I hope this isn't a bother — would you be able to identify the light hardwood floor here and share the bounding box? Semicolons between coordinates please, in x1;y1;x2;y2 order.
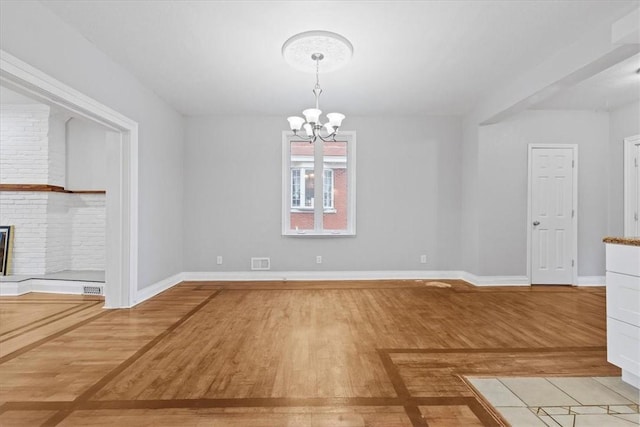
0;280;619;426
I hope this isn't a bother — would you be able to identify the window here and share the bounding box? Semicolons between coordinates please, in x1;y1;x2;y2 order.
282;132;356;235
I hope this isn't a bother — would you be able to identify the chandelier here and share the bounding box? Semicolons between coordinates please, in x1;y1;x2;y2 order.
282;31;353;143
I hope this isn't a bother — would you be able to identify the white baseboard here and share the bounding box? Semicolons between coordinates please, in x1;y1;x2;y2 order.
461;273;605;287
181;271;604;287
181;270;466;282
30;280;85;294
577;276;605;286
0;279;103;296
0;281;31;295
134;272;184;306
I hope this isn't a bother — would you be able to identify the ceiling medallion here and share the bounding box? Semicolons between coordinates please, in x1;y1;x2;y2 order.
282;30;353;73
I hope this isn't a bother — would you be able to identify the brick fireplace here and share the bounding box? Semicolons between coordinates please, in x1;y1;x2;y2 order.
0;103;105;276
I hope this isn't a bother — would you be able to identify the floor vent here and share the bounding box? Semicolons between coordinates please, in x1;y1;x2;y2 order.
83;285;103;295
251;257;271;270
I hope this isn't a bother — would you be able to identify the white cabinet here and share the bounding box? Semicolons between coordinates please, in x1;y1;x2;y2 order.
605;241;640;389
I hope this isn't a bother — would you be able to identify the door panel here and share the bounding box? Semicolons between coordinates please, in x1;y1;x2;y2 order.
531;148;574;285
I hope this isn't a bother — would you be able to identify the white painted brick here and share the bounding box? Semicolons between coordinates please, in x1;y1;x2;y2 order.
0;191;48;275
69;194;105;270
0;192;105;275
1;105;50;184
45;192;69;273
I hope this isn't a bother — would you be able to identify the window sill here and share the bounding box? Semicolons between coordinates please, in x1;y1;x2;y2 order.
283;230;355;237
290;208;337;214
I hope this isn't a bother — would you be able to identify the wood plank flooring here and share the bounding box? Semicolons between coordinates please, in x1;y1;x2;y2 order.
0;280;619;426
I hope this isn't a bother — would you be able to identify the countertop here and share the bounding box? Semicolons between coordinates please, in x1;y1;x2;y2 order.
603;236;640;247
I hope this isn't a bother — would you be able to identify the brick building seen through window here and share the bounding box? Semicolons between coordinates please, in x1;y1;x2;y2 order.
289;140;348;231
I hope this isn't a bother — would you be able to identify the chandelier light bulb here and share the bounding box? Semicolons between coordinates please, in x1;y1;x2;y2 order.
303;108;322;124
288;116;305;131
303;123;313;137
287;116;305;131
326;113;345;128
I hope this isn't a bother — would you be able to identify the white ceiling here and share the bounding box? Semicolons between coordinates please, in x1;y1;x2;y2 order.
533;53;640;111
37;1;640;117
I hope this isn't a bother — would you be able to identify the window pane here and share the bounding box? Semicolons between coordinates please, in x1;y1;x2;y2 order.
291;169;301;207
289;141;314;231
323;169;333;208
304;169;314;207
323;141;348;231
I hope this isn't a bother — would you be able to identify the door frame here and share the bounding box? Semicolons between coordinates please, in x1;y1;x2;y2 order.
623;135;640;237
526;144;578;285
0;49;138;308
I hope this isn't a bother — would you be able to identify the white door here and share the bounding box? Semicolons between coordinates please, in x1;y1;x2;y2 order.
530;147;575;285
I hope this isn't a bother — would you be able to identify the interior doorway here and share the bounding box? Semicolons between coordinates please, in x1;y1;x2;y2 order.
527;144;578;285
0;50;138;308
624;135;640;237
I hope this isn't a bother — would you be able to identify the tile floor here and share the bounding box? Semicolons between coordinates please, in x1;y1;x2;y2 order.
468;376;640;426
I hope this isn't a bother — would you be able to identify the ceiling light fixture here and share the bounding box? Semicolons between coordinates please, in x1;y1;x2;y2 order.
282;31;353;143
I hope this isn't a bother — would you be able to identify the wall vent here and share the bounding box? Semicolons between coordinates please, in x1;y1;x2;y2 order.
83;285;103;295
251;257;270;270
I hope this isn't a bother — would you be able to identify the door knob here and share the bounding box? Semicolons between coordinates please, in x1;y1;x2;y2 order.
533;221;540;226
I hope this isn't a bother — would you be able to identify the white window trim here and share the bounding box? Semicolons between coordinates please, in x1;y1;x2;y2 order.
282;131;356;236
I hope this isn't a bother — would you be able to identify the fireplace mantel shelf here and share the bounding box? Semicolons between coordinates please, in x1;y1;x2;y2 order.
0;184;105;194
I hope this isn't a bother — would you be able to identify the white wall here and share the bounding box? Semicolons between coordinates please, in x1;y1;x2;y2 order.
460;116;480;275
608;101;640;236
184;115;462;273
476;110;610;277
66;117;106;191
0;1;185;289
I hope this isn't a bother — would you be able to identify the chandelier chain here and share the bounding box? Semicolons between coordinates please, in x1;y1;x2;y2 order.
315;56;321;89
313;56;322;111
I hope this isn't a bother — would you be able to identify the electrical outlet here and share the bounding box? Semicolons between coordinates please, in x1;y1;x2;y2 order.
216;256;223;265
316;255;322;264
420;254;427;264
